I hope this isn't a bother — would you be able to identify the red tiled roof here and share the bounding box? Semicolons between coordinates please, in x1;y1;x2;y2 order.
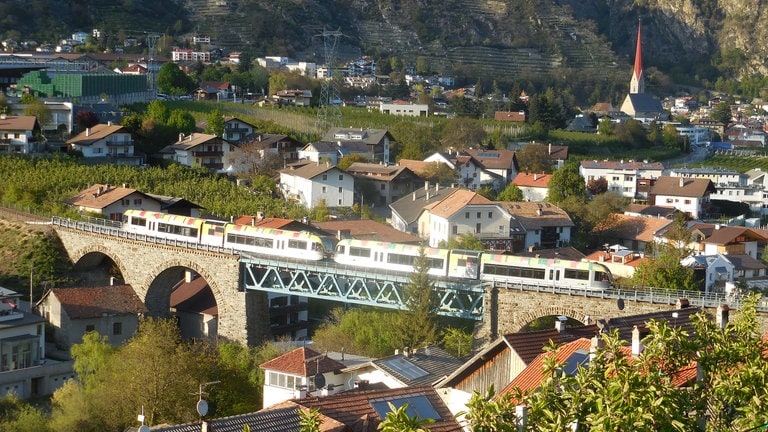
294;385;462;432
650;176;715;198
463;149;517;171
313;219;422;244
425;189;492;218
0;115;38;131
592;213;672;243
511;173;551;188
50;285;147;319
170;277;218;316
66;123;129;146
260;347;346;377
66;183;149;209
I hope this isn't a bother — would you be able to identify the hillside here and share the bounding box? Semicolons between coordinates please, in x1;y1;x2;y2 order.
3;0;768;90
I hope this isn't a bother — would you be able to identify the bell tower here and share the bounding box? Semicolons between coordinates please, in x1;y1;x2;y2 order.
630;20;645;94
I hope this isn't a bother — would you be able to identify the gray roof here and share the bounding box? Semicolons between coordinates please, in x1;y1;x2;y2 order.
372;345;463;386
389;186;458;225
322;127;392;145
624;93;667;115
726;254;767;271
150;407;302;432
279;162;342;180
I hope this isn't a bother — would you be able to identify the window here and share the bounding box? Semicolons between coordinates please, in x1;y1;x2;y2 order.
322;174;327;180
612;176;619;181
465;212;469;219
380;184;385;190
477;212;481;218
85;324;95;332
288;239;308;250
338;199;342;205
666;198;673;204
157;223;198;238
350;247;371;257
488;212;493;218
684;199;691;204
338;186;343;193
113;322;122;335
133;199;142;205
476;223;481;233
452;225;458;235
322;186;327;193
339;174;343;180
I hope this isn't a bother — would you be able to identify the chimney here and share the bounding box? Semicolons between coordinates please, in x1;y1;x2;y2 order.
179;133;184;142
109;276;116;286
86;127;91;136
528;244;535;253
631;325;644;356
716;304;729;329
122;183;128;188
679;177;685;188
107;120;112;126
424;181;429;191
534;173;538;181
548;143;551;155
589;335;604;360
403;347;410;358
412;192;416;201
536;204;542;216
583;315;592;325
676;298;690;309
426;191;430;200
185;270;194;283
555;315;567;333
97;186;103;195
435;183;439;192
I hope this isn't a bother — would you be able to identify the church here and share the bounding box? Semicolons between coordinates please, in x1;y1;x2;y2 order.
619;21;669;122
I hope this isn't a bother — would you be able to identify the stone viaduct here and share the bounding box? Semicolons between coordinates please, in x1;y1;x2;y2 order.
53;225;768;347
53;225;269;345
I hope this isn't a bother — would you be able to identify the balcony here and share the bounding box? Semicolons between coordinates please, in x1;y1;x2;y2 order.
192;150;223;157
105;140;134;147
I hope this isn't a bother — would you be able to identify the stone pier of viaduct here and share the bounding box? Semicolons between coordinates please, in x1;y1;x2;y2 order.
53;226;269;345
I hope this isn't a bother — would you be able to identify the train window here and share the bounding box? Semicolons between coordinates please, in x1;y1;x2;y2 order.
158;223;198;238
335;245;346;254
129;217;146;226
594;271;610;282
349;247;371;258
206;225;224;235
288;240;308;250
226;234;273;248
388;253;416;266
564;269;590;280
429;258;445;269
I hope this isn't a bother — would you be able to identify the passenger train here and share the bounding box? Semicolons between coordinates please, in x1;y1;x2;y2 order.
121;210;613;290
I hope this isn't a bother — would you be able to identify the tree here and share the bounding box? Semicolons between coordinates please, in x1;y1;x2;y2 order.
496;183;523;201
167;109;196;134
515;143;553;174
74;110;100;132
298;407;323;432
377;402;434;432
546;163;586;204
440;118;486;150
157;61;195;95
146;100;170;124
23;99;52;130
441;327;473;358
422;161;457;186
395;246;438;349
586;177;608;195
338;153;368;170
443;233;485;250
614;119;648;148
204;109;224;137
710;101;732;125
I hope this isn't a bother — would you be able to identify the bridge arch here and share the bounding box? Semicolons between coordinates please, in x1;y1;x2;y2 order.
141;259;227;317
513;306;588;333
70;244;128;276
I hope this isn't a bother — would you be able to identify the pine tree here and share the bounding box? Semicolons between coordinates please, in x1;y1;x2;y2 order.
395;246;438;349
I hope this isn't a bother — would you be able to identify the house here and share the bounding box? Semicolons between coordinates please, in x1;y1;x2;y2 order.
579;160;665;199
273;89;312;107
619;22;669;122
345;162;421;206
584;247;647;279
36;284;147;349
649;177;717;219
462;148;519;183
499;201;574;250
169;275;218;341
195;81;230;101
313;219;423;244
236;133;302;165
669;167;764;214
494;111;526;122
260;347;348;408
422;151;503;190
591;213;673;252
222;116;256;143
511;173;551;202
278;162;354;208
345;346;463;389
379;100;429;117
417;188;512;247
389;185;459;234
689;224;767;259
152;405;345;432
299;141;373;165
65;183;163;220
321;127;394;164
681;254;736;293
0;114;43;154
290;385;463;432
66;122;134;158
159;132;238;171
623;204;680;219
171;47;211;63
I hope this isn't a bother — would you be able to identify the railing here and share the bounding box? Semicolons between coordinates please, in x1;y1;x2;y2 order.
50;215;768;312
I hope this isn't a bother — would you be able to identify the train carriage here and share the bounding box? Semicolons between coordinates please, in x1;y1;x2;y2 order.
479;253;613;290
333;239;450;277
122;210;205;243
223;224;334;261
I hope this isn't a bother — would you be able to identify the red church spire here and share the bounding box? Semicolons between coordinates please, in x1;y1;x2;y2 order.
630;19;645;94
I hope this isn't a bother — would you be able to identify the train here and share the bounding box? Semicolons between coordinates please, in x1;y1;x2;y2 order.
121;210;613;290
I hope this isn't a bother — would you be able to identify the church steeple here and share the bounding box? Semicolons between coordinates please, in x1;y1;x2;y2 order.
630;19;645;94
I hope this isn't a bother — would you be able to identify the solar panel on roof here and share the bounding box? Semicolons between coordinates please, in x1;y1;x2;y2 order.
371;395;440;421
380;357;429;380
476;152;500;158
559;349;590;376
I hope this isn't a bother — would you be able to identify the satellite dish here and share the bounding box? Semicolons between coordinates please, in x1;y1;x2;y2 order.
196;399;209;417
138;426;151;432
314;373;326;389
617;298;625;311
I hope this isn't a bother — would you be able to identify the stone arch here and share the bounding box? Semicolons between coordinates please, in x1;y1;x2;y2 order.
513;306;587;332
70;244;128;279
141;258;227;316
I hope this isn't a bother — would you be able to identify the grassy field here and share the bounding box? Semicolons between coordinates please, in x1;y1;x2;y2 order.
689;153;768;172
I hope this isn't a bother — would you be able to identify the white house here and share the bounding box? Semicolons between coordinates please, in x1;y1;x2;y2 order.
681;254;735;294
222;116;256;143
259;347;347;408
422;151;503;190
499;201;574;250
379;100;429;117
650;176;716;219
159;133;238;172
66;122;134;158
511;172;551;202
580;160;665;199
279;162;354;208
0;115;43;154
